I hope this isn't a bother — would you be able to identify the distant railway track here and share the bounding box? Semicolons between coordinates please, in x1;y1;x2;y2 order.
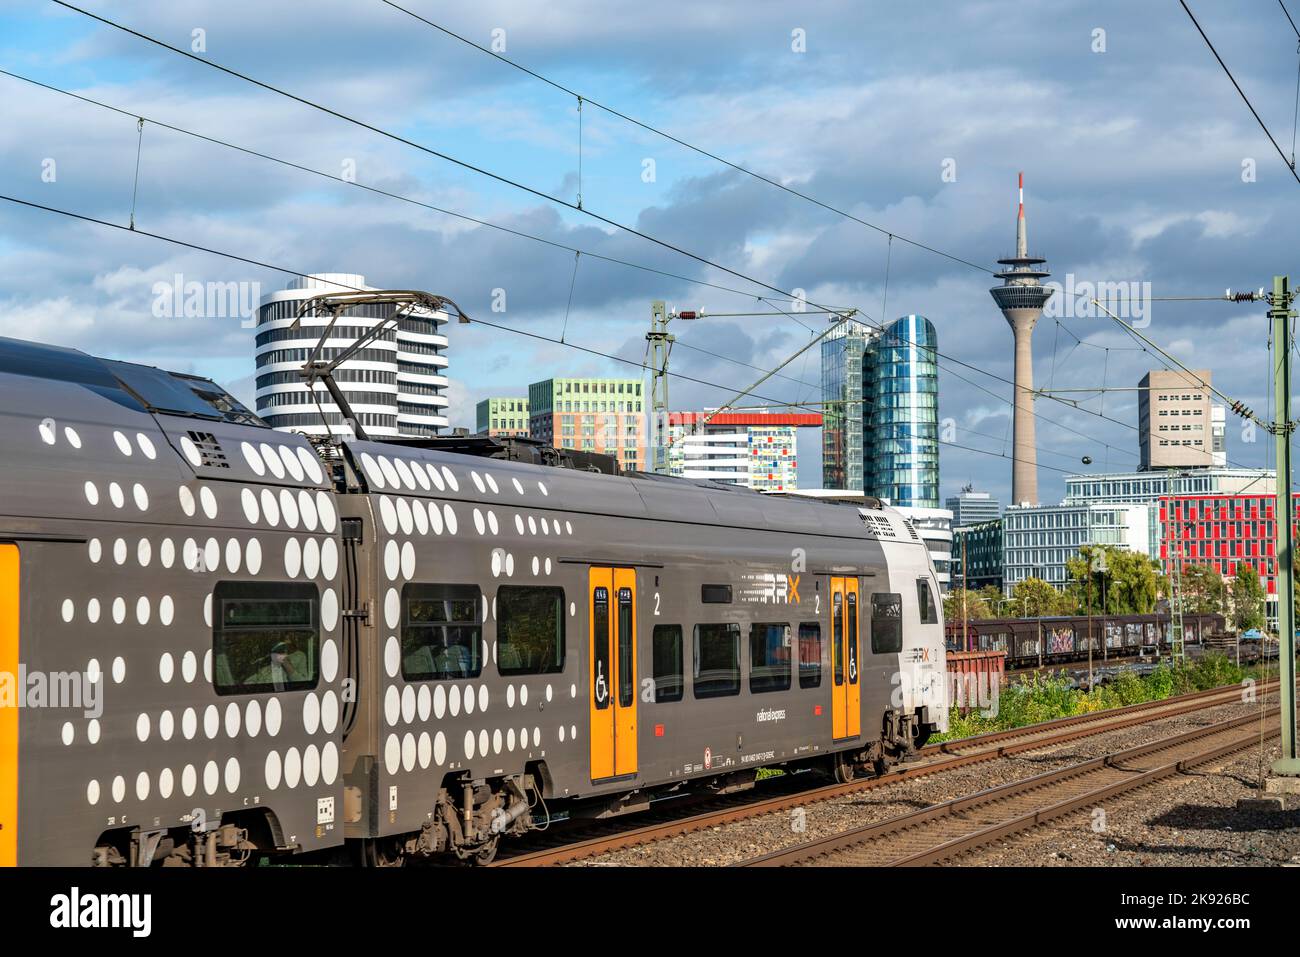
493;679;1277;866
739;708;1279;867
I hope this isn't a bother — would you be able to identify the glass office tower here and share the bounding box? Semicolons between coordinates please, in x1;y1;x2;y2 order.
821;319;871;490
864;314;939;507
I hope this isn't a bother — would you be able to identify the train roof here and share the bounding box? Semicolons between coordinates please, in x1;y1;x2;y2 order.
0;335;262;426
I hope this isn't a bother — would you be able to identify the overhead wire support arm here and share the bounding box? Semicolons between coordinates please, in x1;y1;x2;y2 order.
1089;297;1268;430
695;311;858;431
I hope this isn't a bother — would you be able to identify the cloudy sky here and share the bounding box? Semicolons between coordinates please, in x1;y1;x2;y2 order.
2;0;1298;506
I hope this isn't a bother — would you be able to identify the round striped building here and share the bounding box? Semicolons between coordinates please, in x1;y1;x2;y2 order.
254;273;449;438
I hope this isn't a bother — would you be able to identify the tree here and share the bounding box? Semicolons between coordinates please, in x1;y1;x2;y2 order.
1105;548;1160;614
1066;544;1160;616
977;585;1005;611
1177;564;1228;615
1010;576;1063;617
943;587;991;623
1230;563;1266;632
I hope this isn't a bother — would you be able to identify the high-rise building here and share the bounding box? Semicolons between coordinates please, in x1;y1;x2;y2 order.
821;319;870;491
476;397;529;437
666;410;820;491
947;485;1002;528
254;273;449;437
865;314;940;508
821;314;939;507
1138;369;1219;469
989;173;1053;507
528;377;645;471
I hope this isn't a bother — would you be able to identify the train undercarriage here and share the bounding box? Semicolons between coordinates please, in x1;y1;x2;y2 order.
86;709;938;866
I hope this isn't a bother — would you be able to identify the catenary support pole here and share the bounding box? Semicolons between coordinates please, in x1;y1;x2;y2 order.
1270;274;1300;775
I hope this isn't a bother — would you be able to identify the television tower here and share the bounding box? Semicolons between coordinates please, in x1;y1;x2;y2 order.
989;173;1053;506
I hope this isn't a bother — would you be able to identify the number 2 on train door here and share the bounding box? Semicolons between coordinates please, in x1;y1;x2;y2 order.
831;577;860;742
589;567;638;781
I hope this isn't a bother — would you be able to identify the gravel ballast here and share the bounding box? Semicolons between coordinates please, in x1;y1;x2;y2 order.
572;695;1296;866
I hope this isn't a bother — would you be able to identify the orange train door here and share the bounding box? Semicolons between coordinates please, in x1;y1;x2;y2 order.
0;545;18;866
588;567;638;781
830;576;861;741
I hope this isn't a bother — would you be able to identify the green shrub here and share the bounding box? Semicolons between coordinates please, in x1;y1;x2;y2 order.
933;652;1251;744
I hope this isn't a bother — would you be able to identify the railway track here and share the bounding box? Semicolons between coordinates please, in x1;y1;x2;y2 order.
740;708;1279;866
493;679;1277;866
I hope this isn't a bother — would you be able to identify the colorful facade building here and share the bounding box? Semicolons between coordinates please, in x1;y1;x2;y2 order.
667;411;820;491
528;377;645;472
475;397;529;437
1158;492;1298;625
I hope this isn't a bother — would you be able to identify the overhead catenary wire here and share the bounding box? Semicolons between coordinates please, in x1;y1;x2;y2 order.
48;1;863;327
2;64;1148;476
6;59;1154;471
1280;0;1300;40
49;3;1279;466
13;16;1181;476
1180;0;1300;181
0;67;819;309
0;190;836;413
1091;298;1266;429
0;188;1118;482
374;0;997;278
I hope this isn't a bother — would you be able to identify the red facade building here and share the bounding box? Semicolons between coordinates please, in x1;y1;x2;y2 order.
1158;491;1300;597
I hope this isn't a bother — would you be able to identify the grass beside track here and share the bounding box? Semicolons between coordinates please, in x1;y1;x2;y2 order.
935;653;1272;742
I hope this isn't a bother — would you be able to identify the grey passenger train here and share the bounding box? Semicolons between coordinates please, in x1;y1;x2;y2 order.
0;335;946;865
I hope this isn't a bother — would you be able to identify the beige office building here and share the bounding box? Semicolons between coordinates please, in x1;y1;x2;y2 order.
1138;369;1218;469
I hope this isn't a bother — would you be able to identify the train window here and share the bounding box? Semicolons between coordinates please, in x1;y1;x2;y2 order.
846;593;859;685
497;586;566;675
916;579;938;624
692;622;740;698
400;583;482;681
652;624;683;702
212;582;319;695
618;587;634;707
592;587;610;710
870;593;903;654
748;623;792;694
798;623;822;688
701;584;732;604
832;591;843;686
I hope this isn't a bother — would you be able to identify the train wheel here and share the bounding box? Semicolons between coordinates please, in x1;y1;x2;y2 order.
356;837;405;868
474;836;500;866
832;753;856;784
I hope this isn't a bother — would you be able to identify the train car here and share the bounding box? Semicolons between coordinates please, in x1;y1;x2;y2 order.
960;611;1224;670
0;335;947;866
